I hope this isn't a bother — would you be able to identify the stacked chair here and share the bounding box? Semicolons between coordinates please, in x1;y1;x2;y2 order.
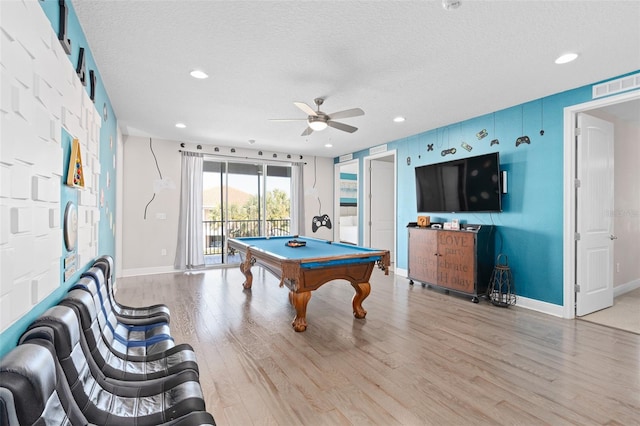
0;256;216;426
93;255;171;323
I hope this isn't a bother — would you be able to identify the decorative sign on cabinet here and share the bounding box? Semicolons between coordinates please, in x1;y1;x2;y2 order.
407;225;495;303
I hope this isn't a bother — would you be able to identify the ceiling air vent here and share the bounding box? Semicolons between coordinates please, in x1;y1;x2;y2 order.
369;144;388;155
592;73;640;99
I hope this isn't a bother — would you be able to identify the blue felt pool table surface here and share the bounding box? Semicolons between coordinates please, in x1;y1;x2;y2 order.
230;235;384;263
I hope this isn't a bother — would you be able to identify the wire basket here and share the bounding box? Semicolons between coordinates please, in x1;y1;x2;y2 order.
487;254;516;307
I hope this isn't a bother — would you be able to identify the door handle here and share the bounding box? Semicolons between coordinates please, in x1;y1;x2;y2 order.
610;235;618;240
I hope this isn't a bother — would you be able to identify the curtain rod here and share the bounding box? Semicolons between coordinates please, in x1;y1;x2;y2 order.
178;149;307;165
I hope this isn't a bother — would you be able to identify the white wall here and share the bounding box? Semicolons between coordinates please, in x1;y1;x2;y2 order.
121;136;335;275
589;109;640;289
0;1;102;331
301;156;335;240
613;118;640;288
121;135;180;275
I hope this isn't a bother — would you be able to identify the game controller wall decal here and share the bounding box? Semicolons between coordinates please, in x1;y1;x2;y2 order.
312;214;332;232
539;97;545;136
515;136;531;147
441;147;457;157
309;156;332;233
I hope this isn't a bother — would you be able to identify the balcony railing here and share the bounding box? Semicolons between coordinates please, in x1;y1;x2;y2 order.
203;219;291;255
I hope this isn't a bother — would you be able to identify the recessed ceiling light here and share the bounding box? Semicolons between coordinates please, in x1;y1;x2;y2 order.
175;122;186;128
393;116;406;123
325;143;333;148
189;69;208;79
555;53;578;64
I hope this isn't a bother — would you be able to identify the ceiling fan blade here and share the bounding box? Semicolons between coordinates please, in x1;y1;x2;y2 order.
269;118;308;121
328;108;364;120
301;127;314;136
294;102;318;117
327;120;358;133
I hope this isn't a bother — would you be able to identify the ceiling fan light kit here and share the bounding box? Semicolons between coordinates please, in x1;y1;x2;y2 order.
271;97;364;136
308;116;328;131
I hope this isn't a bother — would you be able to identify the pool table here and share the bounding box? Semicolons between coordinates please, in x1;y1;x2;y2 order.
227;235;390;332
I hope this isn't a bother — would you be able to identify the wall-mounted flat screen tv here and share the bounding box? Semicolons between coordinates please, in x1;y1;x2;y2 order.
415;152;502;213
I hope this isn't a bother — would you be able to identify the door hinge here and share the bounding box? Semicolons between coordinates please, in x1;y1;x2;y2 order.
574;127;582;137
574;232;581;241
574;179;581;188
575;284;581;293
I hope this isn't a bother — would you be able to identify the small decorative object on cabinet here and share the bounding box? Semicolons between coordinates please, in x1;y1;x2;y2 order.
487;254;516;307
407;224;495;303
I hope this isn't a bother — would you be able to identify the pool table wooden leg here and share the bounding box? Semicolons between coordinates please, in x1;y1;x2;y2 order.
351;282;371;319
239;259;253;289
289;291;311;332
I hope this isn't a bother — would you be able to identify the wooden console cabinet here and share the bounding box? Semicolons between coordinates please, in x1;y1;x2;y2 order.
407;225;495;302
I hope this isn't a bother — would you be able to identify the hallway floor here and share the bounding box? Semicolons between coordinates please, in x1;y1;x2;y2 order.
579;287;640;335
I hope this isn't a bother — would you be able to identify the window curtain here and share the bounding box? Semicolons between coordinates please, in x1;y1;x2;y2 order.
175;151;205;270
290;162;305;235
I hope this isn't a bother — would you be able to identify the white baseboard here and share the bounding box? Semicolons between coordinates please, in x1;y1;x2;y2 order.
614;278;640;297
121;266;178;278
394;267;564;317
513;296;564;317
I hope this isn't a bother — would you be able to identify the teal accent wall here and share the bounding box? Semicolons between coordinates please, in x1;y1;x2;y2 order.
0;0;117;358
337;74;639;307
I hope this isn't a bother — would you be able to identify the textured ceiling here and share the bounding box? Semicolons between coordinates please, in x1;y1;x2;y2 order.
71;0;640;157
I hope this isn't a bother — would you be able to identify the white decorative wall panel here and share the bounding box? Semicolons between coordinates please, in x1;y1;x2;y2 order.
34;104;53;140
9;234;35;280
32;206;49;236
0;279;31;329
49;207;60;229
12;83;32;121
31;265;59;304
32;140;62;178
0;165;10;197
13;132;40;167
0;205;9;245
0;248;14;294
0;1;24;43
10;163;31;199
34;75;52;109
0;70;12;113
0;1;102;332
4;42;32;91
32;175;53;202
10;207;32;234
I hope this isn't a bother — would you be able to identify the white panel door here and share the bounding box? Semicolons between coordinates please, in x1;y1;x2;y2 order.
576;113;615;316
369;159;394;263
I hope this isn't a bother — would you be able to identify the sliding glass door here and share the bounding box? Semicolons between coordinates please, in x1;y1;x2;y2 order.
203;160;291;265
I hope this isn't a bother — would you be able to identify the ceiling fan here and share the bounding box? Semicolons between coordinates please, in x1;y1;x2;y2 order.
271;98;364;136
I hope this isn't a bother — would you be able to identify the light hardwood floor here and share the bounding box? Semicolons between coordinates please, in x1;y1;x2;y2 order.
117;268;640;425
